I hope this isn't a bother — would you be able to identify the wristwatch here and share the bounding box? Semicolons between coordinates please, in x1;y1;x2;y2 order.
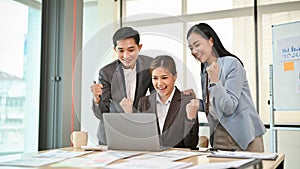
187;118;196;122
209;82;216;87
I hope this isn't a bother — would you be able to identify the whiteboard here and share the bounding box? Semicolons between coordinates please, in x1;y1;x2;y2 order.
272;21;300;110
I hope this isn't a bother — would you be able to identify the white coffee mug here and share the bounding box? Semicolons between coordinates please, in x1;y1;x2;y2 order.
70;131;88;148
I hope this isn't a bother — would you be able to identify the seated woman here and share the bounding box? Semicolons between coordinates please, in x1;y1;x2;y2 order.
137;55;199;149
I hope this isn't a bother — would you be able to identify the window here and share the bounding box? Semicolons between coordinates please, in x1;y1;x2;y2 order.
126;0;182;21
187;0;252;14
82;1;300;168
0;0;41;155
124;1;256;137
123;0;300;122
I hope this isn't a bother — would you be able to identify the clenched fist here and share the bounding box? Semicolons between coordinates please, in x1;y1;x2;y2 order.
186;99;199;120
206;61;219;83
90;82;103;104
120;98;133;113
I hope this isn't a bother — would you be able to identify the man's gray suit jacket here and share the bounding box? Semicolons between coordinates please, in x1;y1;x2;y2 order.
92;55;154;145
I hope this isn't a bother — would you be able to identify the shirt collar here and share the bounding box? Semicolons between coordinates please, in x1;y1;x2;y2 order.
156;87;176;105
122;63;136;72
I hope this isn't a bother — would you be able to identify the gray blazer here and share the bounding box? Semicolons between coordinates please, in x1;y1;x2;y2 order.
138;87;199;149
92;55;154;144
199;56;266;150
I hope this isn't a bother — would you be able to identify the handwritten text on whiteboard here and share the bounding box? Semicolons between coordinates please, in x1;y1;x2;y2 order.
277;36;300;61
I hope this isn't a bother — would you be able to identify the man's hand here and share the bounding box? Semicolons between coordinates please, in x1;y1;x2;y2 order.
90;82;103;104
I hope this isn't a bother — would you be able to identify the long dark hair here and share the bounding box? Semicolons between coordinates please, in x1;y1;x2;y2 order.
187;23;243;72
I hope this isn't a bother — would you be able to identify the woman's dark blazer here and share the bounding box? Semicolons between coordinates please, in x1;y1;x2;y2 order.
137;87;199;149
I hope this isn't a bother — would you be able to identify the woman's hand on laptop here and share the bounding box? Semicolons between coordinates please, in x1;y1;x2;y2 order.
120;98;133;113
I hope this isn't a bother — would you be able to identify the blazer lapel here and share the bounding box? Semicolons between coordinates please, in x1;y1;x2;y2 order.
134;58;142;105
148;93;157;113
148;93;160;134
111;63;126;102
163;88;181;132
217;58;223;81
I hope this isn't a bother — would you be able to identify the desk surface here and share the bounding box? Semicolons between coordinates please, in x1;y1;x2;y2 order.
181;152;285;169
0;147;285;169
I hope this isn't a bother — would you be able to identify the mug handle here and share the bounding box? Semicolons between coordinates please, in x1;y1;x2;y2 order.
70;132;73;143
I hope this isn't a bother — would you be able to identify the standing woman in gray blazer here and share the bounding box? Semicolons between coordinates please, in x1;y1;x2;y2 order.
186;23;266;152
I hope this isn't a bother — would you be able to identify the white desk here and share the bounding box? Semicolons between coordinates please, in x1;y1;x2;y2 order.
0;147;285;169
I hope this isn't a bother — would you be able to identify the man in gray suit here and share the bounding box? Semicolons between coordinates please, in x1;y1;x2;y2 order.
90;27;154;145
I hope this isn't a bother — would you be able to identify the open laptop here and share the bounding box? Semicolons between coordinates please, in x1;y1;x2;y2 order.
103;113;170;151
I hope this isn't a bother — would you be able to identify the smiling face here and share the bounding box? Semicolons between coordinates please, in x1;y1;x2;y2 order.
114;38;142;69
152;67;177;102
188;32;215;65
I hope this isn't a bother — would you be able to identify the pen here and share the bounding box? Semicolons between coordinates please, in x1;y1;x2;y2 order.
209;148;237;152
191;147;237;152
93;81;101;98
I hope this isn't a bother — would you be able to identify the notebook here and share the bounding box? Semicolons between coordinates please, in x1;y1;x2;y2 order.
103;113;170;151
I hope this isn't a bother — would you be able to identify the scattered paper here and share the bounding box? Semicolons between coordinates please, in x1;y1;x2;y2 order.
86;150;143;159
154;149;207;161
105;160;193;169
35;150;92;158
0;157;65;167
51;156;118;167
51;150;144;167
127;153;173;161
187;158;257;169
